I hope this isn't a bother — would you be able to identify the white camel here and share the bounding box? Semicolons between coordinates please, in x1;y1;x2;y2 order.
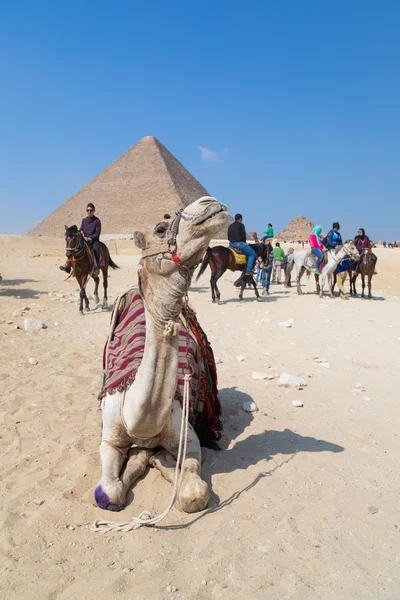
285;241;360;298
95;197;229;515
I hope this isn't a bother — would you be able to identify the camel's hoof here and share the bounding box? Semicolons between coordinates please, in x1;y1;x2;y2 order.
94;484;125;512
177;477;209;513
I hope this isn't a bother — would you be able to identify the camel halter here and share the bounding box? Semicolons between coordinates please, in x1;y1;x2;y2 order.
140;209;184;267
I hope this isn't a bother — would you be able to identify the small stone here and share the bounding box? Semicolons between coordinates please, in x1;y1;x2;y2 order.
356;383;364;390
12;310;22;317
201;580;207;586
236;355;245;362
33;499;45;506
67;525;75;531
54;322;60;327
319;362;331;369
24;318;47;331
215;358;223;364
166;585;178;593
7;320;13;325
122;568;131;574
266;374;278;380
278;320;292;328
22;306;30;311
28;358;38;365
368;506;378;514
292;400;304;407
278;373;307;388
252;372;268;380
363;397;371;402
313;358;328;363
242;401;258;413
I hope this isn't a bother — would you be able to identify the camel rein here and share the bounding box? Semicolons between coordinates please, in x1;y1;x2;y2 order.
91;264;193;533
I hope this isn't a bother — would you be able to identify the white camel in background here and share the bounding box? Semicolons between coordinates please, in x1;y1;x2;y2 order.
285;241;360;298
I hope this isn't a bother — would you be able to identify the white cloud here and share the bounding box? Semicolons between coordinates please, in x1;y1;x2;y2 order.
197;146;228;162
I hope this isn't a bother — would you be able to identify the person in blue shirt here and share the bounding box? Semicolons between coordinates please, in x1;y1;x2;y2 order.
323;222;343;249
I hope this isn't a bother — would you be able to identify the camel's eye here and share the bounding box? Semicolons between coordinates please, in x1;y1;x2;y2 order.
154;222;168;237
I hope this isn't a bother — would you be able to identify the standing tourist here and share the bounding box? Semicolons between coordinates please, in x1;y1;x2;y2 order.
272;242;285;284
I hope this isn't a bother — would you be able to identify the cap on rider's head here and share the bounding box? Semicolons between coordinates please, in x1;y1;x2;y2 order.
235;213;243;221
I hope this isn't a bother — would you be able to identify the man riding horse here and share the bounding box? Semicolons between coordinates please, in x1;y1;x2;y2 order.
60;203;101;274
228;213;256;277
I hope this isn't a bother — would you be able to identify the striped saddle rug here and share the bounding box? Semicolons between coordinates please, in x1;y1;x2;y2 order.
99;289;222;447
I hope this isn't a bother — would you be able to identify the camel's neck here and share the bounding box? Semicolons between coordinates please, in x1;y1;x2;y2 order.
122;275;187;439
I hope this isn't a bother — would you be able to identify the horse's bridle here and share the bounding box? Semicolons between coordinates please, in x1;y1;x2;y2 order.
329;242;359;265
66;230;85;260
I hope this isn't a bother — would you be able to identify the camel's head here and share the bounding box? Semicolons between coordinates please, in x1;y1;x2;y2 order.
134;197;229;281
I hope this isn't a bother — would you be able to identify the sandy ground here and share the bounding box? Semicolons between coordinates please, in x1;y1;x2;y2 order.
1;237;400;600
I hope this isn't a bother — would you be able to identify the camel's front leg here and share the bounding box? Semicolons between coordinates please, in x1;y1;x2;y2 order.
151;400;209;513
94;392;152;511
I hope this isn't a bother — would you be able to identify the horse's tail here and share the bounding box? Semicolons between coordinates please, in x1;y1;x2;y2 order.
196;248;212;282
108;255;120;270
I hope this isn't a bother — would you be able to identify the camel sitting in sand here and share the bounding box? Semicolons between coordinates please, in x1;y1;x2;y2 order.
95;197;229;514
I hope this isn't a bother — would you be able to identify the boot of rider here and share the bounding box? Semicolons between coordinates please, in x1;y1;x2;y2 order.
59;263;72;274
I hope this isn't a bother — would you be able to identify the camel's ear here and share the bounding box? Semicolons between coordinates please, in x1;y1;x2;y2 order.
134;231;146;250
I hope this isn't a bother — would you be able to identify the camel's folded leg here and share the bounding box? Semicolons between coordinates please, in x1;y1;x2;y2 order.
121;447;154;489
151;400;209;513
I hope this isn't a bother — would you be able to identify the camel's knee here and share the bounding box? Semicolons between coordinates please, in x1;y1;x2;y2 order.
177;470;209;513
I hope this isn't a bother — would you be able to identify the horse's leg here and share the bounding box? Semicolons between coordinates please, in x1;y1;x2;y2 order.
319;272;326;298
368;273;373;299
315;274;321;295
213;270;223;304
331;272;337;296
102;267;108;308
327;273;334;298
361;273;366;298
238;279;245;301
151;400;209;513
93;275;100;305
297;266;305;295
250;276;260;300
79;285;86;314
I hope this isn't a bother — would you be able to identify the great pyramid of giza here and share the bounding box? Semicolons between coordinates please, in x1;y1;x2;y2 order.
276;215;314;241
29;136;231;238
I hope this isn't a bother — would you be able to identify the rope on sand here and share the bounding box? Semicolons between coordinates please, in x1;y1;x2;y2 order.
91;373;191;533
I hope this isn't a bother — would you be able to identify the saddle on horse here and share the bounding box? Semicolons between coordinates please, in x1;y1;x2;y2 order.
304;250;328;273
229;247;248;266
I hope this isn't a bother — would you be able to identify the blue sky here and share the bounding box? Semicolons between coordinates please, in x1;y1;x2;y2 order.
1;0;399;240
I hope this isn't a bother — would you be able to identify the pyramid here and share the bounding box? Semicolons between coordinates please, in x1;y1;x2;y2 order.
29;136;231;238
276;216;314;242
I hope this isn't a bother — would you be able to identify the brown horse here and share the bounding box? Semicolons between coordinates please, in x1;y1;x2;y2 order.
196;243;272;303
350;248;377;298
64;225;119;313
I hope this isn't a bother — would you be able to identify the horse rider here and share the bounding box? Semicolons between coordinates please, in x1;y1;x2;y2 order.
323;222;343;250
228;213;256;277
60;203;102;274
309;225;324;275
262;223;274;242
353;228;375;275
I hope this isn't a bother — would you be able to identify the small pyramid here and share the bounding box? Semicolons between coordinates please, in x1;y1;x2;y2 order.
276;216;314;242
29;136;231;237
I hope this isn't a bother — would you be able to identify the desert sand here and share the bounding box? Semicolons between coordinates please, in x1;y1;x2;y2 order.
1;236;399;600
